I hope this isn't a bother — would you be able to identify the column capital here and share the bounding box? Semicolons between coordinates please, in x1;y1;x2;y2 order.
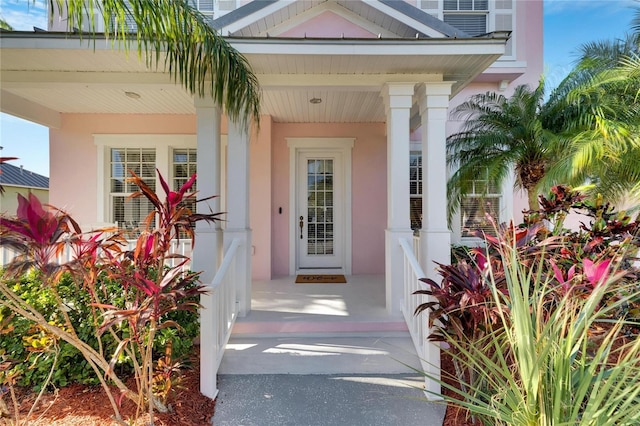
382;82;416;110
418;82;454;113
194;95;222;110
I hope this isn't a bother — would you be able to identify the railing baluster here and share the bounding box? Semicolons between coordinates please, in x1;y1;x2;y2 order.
399;237;442;400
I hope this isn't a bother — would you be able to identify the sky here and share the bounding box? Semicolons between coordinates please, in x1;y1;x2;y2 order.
0;0;637;178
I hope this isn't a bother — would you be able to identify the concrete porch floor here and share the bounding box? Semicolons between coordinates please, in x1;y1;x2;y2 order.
231;274;407;336
214;275;445;426
219;274;424;374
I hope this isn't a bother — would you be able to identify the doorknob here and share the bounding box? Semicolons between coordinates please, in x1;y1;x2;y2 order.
299;216;304;239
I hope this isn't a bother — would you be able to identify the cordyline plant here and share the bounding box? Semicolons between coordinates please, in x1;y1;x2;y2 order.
423;239;640;425
0;169;220;424
415;185;640;423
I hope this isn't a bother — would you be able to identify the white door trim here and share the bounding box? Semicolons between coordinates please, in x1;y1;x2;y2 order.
287;137;354;276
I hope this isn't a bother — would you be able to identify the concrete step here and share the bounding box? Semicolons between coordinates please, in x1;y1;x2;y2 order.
219;336;423;375
230;319;410;338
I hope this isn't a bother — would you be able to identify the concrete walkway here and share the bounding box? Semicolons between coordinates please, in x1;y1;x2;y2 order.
213;374;446;426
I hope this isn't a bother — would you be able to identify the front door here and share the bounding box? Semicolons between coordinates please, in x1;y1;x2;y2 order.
296;151;344;271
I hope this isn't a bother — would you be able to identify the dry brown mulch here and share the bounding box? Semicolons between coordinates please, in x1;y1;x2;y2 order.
2;353;215;426
4;351;468;425
441;351;476;426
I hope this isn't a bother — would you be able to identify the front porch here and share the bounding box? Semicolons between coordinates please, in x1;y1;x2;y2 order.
219;274;425;376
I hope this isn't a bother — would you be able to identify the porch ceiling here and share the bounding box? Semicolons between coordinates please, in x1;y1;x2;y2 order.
0;33;507;126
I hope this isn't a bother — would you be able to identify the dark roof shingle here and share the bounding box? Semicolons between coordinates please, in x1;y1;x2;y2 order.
0;162;49;189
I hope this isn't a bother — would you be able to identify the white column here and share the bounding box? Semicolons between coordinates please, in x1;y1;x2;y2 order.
418;82;453;398
383;83;415;316
194;96;222;400
225;119;252;317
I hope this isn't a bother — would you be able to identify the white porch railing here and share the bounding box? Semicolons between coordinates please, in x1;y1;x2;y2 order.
1;239;193;269
399;237;442;400
199;237;241;398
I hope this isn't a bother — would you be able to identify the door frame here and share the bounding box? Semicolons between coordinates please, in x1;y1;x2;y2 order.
287;137;354;276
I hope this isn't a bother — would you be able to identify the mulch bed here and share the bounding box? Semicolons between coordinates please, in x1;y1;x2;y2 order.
3;352;215;426
5;351;469;425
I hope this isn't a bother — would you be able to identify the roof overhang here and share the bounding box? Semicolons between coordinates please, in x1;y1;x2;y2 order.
0;31;508;124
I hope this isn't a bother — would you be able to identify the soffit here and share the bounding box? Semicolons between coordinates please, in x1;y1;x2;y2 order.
0;34;506;124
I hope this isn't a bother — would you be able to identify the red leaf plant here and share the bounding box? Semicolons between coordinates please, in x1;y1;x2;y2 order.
0;169;221;423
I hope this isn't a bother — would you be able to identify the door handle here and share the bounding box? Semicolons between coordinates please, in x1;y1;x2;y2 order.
299;216;304;239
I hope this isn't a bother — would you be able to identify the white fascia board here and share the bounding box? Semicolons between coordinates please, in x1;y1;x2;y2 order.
219;1;296;35
232;39;507;56
363;0;447;37
0;89;61;128
0;34;126;51
0;71;177;90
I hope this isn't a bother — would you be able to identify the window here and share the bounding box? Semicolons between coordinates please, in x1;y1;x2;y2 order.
410;152;423;232
172;148;198;210
460;169;501;237
189;0;214;24
110;148;156;235
443;0;489;36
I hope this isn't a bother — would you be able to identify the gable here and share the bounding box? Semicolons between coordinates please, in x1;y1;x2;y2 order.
276;10;377;39
213;0;467;38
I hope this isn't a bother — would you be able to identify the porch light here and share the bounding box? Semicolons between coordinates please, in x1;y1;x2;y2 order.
125;91;141;99
309;97;322;104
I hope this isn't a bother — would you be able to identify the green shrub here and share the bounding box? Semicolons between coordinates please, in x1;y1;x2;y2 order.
416;186;640;424
0;270;199;390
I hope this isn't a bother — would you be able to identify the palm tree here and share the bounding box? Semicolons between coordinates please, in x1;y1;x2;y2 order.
448;7;640;220
50;0;260;125
541;18;640;203
447;82;555;217
0;17;13;30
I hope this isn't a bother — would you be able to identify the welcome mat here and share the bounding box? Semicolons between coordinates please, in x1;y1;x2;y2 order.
295;274;347;284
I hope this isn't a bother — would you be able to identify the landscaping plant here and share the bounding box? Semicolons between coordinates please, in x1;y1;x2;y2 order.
0;170;220;424
416;186;640;425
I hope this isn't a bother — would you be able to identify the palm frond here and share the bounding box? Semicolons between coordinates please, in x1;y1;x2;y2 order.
51;0;261;126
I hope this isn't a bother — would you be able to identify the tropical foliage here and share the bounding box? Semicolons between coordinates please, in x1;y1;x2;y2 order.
0;170;220;423
416;186;640;425
48;0;260;126
542;30;640;202
447;82;554;215
447;7;640;219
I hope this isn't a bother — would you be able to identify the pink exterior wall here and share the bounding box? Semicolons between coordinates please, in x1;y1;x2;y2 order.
271;122;387;277
250;116;273;280
50;114;196;226
279;11;376;38
515;0;544;83
49;113;276;280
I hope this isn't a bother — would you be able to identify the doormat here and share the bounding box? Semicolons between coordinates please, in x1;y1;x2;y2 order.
295;274;347;284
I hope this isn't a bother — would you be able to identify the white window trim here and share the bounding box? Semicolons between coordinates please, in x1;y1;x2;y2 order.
94;134;196;224
451;167;514;246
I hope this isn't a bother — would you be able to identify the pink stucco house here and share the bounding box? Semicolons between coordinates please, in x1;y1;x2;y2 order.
0;0;542;398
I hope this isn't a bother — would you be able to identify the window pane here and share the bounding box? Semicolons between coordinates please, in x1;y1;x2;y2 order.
410;197;422;231
475;0;489;10
461;197;499;237
444;0;458;10
110;148;156;231
410;152;422;196
444;14;487;36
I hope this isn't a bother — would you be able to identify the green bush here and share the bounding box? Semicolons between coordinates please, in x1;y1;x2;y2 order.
0;270;199;390
416;186;640;424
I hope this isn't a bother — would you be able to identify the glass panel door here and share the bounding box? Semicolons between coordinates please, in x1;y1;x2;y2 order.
297;152;343;270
